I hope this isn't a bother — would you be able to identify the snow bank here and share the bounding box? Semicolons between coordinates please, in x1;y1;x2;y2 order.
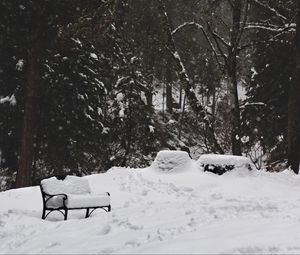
151;150;192;172
2;164;300;254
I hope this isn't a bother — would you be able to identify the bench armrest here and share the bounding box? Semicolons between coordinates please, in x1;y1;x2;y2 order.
40;186;68;208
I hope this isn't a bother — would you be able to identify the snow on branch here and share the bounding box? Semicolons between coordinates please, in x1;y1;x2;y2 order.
252;0;288;23
171;21;224;68
245;23;296;33
240;102;266;109
171;22;203;35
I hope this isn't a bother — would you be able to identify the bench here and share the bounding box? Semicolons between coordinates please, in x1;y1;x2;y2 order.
40;175;111;220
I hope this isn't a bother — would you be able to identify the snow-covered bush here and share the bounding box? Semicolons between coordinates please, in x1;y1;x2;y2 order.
197;154;253;175
151;150;193;172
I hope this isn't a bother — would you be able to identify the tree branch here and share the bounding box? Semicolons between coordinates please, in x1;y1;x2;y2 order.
171;21;224;69
157;0;224;154
252;0;288;24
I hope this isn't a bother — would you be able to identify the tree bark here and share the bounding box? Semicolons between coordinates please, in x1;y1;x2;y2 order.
166;55;173;114
288;1;300;174
15;46;40;188
228;53;242;155
158;0;224;154
228;0;242;155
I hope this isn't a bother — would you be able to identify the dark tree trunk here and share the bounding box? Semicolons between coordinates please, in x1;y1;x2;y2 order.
288;1;300;174
166;56;173;114
228;54;242;155
228;0;242;155
158;0;224;154
145;90;153;106
15;46;40;188
211;79;216;130
179;82;183;109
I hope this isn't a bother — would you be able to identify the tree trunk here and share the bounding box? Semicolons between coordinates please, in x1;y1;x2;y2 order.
158;0;224;154
179;82;183;109
288;1;300;174
15;46;40;188
228;54;242;155
211;79;216;130
178;94;186;139
228;0;242;155
166;56;173;114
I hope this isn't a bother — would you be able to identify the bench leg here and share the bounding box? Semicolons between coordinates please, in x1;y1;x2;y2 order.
107;205;111;212
85;208;90;218
64;209;68;220
42;209;46;220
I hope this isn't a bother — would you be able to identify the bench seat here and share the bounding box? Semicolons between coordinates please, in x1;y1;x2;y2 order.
66;194;110;208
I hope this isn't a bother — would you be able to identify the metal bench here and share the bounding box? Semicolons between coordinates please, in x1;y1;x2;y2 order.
40;175;111;220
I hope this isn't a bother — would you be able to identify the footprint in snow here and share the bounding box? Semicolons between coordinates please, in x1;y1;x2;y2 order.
124;240;141;248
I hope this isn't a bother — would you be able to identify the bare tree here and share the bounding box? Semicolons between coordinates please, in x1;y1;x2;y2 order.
168;0;296;157
157;0;224;154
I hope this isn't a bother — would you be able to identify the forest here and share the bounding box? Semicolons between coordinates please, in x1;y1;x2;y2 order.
0;0;300;190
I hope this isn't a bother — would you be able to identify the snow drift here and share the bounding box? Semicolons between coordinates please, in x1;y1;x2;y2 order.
1;156;300;254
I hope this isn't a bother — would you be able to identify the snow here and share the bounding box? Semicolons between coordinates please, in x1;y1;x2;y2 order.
16;59;24;71
1;158;300;254
116;93;124;102
151;150;192;172
148;125;155;133
197;154;253;170
0;95;16;106
241;135;250;144
72;38;82;47
90;53;98;60
171;22;203;36
251;67;258;79
66;194;110;208
119;108;125;118
41;176;91;195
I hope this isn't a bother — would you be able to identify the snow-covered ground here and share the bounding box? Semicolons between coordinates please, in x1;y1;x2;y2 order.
1;160;300;254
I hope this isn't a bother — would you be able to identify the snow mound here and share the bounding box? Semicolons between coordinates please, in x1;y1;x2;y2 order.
197;154;253;175
151;150;192;172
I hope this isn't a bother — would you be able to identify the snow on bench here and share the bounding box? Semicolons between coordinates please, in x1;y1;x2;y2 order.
197;154;253;175
40;175;111;220
151;150;193;172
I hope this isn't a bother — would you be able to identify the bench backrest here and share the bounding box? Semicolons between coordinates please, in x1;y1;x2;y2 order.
41;175;91;195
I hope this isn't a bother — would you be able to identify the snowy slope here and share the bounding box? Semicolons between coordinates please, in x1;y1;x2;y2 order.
1;162;300;254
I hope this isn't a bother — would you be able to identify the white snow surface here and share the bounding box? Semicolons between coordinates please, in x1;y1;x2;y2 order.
1;162;300;254
41;175;91;195
198;154;253;169
151;150;192;172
